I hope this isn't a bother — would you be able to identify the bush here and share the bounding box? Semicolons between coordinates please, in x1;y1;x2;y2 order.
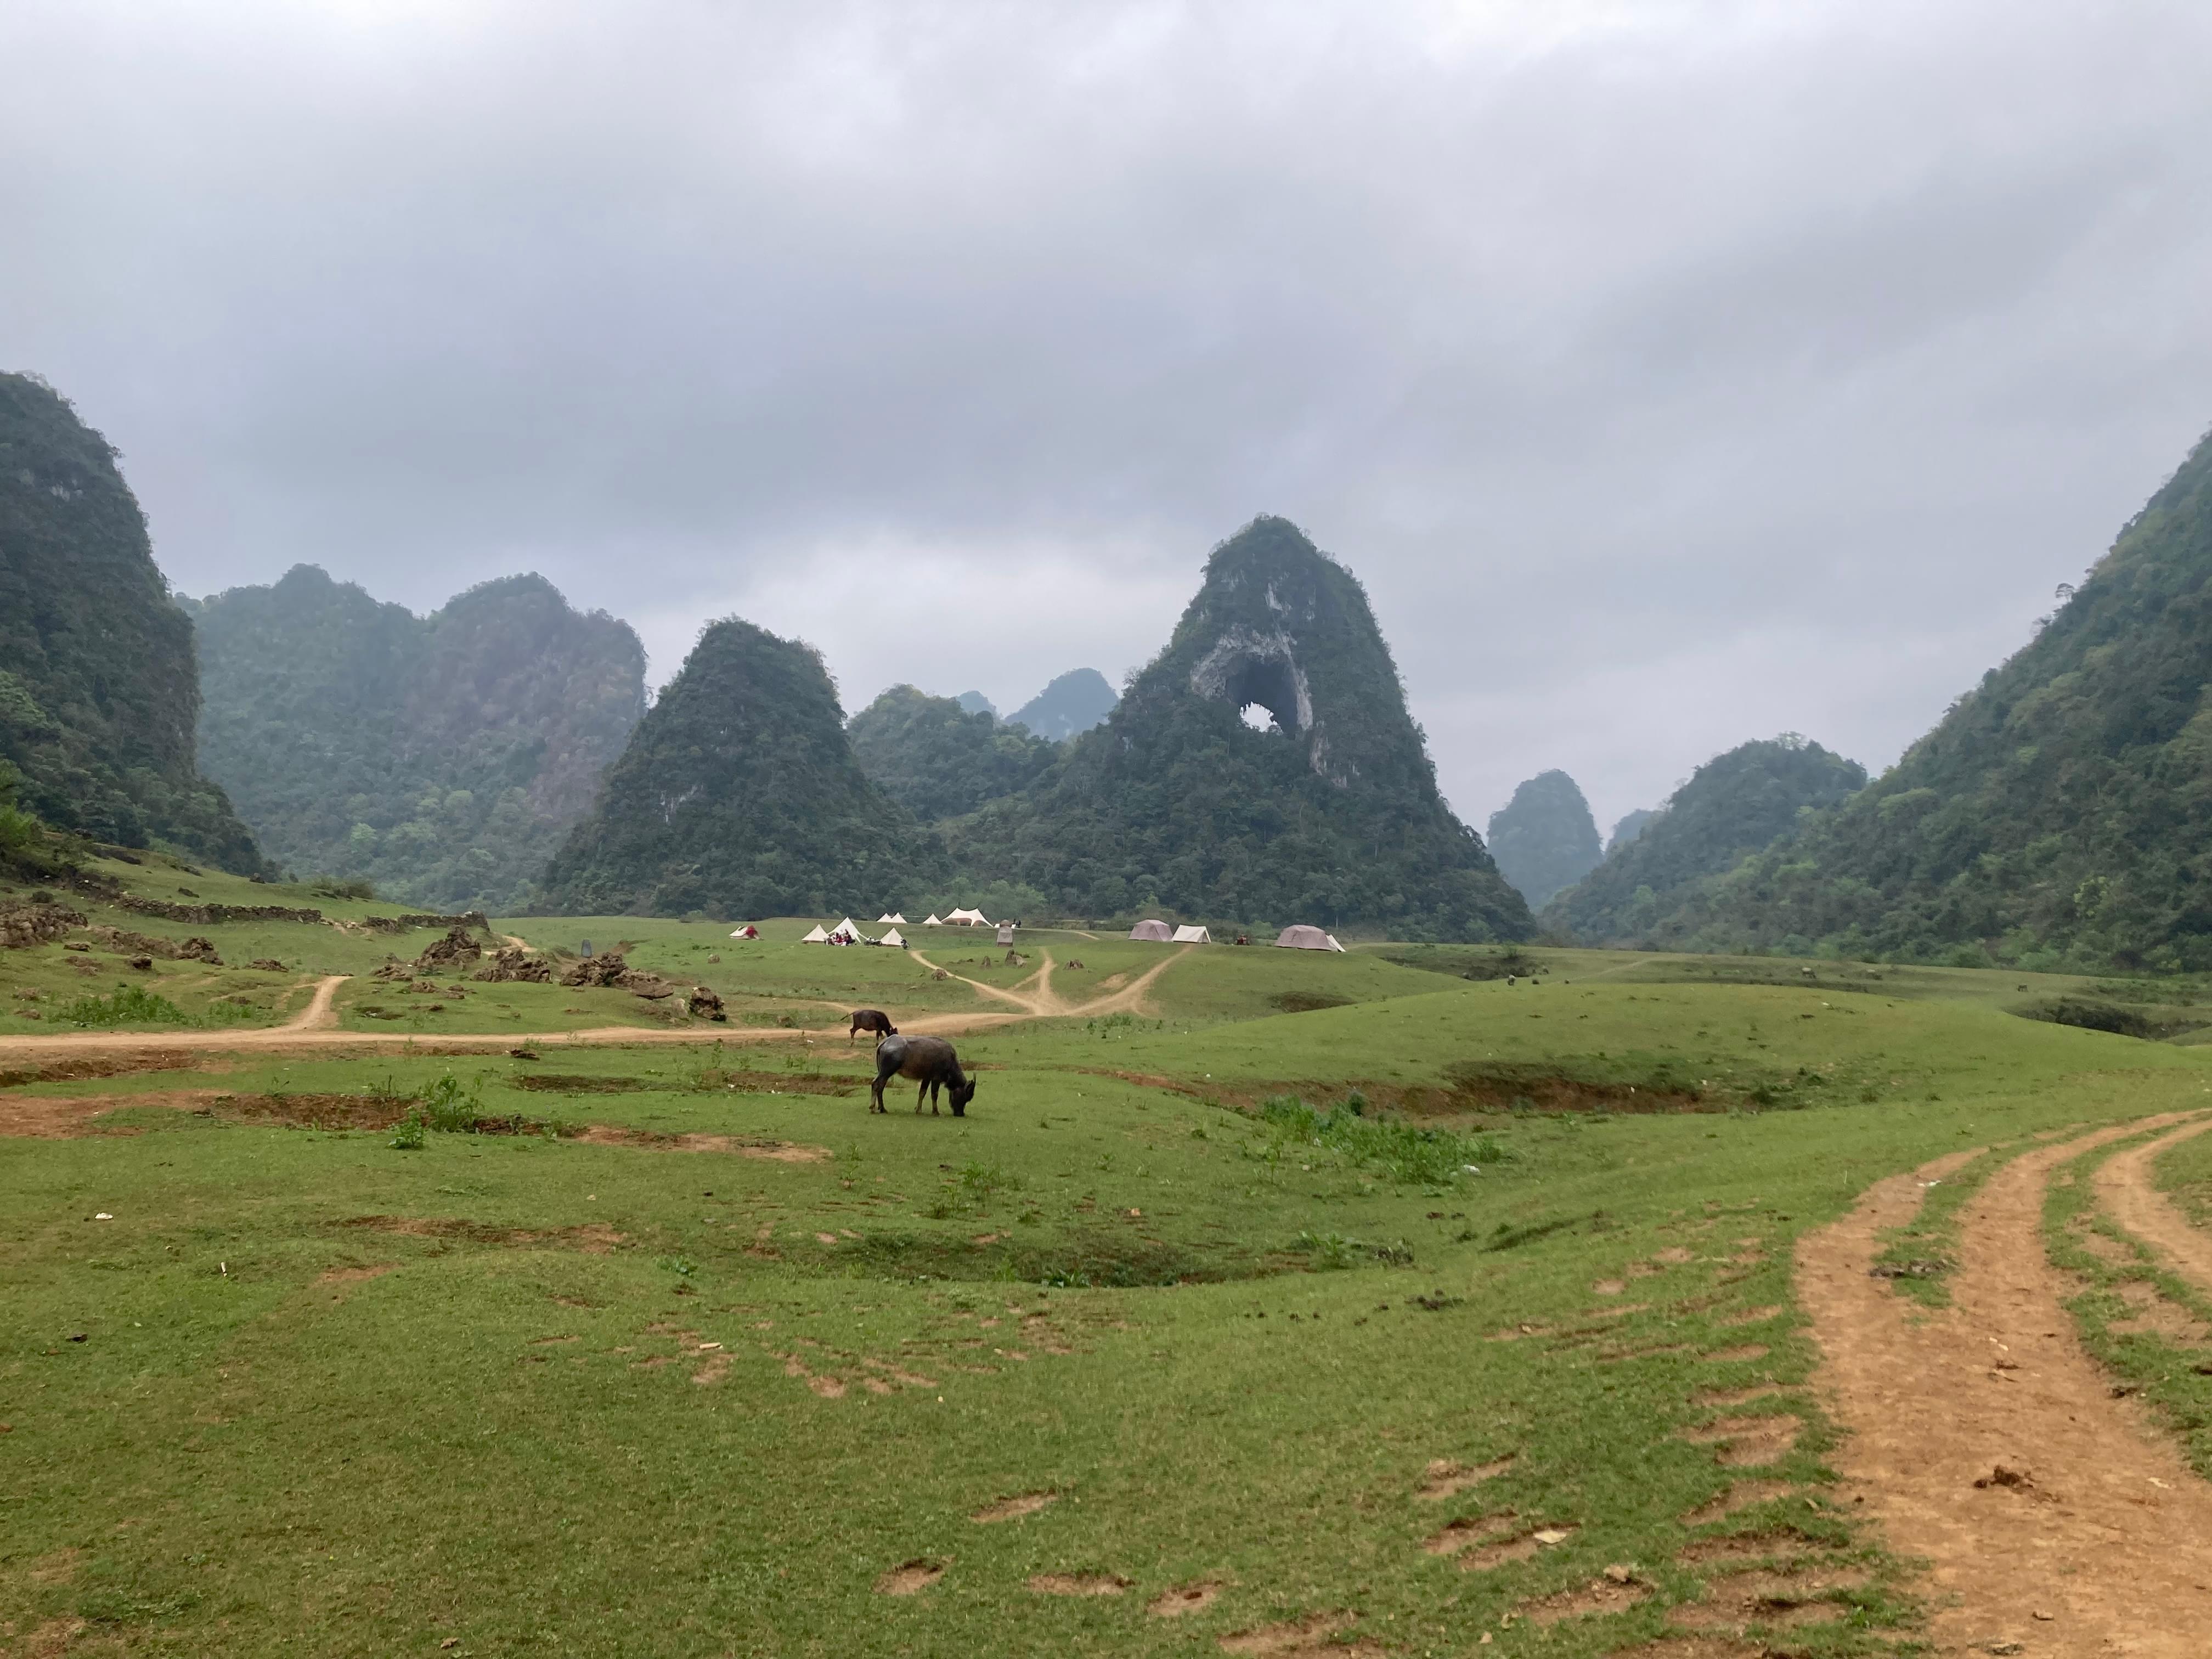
1255;1095;1501;1186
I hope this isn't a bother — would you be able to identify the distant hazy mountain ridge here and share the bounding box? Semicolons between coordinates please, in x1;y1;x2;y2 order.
1486;770;1602;909
951;516;1532;940
188;566;645;911
848;685;1057;821
1008;668;1119;740
0;373;262;870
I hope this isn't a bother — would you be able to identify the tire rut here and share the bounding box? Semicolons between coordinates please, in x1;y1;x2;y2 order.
2093;1118;2212;1291
1798;1116;2212;1655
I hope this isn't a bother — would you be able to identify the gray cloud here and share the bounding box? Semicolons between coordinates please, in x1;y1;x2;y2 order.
4;0;2208;834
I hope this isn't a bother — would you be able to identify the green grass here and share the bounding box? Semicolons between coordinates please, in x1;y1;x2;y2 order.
8;941;2212;1654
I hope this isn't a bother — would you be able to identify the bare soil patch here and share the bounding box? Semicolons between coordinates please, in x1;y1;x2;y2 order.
1798;1121;2212;1656
971;1492;1056;1523
1421;1510;1516;1557
572;1125;829;1160
1217;1611;1375;1655
874;1559;944;1595
1417;1454;1514;1500
1148;1581;1223;1618
1602;1640;1760;1659
1461;1522;1578;1570
1669;1565;1868;1631
1513;1570;1650;1625
2094;1116;2212;1289
1026;1573;1130;1596
0;1051;198;1087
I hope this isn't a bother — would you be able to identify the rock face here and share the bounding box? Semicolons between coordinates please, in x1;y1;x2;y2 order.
1543;736;1866;945
954;517;1532;941
186;566;646;912
1658;428;2212;969
1008;669;1119;741
0;373;263;869
538;618;941;918
1486;771;1603;909
847;685;1057;822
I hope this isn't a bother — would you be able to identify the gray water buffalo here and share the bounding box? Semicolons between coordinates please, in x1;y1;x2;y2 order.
849;1008;898;1042
870;1034;975;1116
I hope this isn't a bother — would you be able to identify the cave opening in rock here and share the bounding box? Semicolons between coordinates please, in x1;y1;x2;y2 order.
1222;654;1302;735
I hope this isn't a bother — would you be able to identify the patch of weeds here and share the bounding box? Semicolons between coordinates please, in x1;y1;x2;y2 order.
1086;1011;1140;1039
57;985;232;1029
1269;990;1352;1014
1298;1231;1414;1271
1255;1095;1499;1186
388;1109;427;1151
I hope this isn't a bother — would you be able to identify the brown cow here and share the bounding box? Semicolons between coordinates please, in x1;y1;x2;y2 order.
870;1035;975;1116
849;1008;898;1042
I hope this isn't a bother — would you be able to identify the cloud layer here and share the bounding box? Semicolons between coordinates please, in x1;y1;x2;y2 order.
5;0;2208;833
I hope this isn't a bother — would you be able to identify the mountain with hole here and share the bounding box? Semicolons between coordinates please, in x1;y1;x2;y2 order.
0;371;263;871
184;565;647;911
950;516;1531;940
1640;426;2212;970
1541;735;1866;946
1486;770;1602;909
538;617;942;917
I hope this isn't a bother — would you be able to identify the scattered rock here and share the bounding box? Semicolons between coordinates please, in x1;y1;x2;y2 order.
0;901;87;949
413;924;484;974
1973;1465;2035;1491
686;985;726;1020
249;958;286;972
472;946;552;984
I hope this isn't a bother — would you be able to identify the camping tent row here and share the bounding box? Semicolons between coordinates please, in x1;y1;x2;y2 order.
877;912;907;924
1126;919;1342;951
800;918;910;947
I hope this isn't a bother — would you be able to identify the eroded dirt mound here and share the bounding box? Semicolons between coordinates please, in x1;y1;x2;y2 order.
413;926;484;973
471;946;551;984
0;902;86;949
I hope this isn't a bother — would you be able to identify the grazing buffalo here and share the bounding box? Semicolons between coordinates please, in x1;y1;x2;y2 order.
871;1034;975;1116
849;1008;898;1042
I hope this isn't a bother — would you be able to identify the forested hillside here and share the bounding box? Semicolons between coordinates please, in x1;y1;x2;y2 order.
0;372;262;870
539;619;941;917
951;517;1531;940
1486;770;1602;908
188;566;644;910
847;685;1058;821
1544;736;1866;944
1664;428;2212;969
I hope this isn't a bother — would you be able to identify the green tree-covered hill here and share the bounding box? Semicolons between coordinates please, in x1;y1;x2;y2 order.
1008;668;1119;740
1542;736;1866;945
1657;427;2212;970
538;618;941;917
847;685;1058;821
186;566;645;910
1486;770;1602;909
949;517;1532;940
0;372;262;870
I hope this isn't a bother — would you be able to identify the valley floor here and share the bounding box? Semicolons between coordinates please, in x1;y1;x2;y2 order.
11;857;2212;1654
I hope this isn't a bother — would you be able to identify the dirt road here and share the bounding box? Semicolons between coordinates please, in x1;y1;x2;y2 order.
1799;1117;2212;1656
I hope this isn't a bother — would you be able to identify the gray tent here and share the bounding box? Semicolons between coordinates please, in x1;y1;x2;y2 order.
1274;924;1345;952
1128;918;1173;942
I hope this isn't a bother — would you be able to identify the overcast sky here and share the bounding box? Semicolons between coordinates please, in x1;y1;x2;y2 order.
5;1;2209;836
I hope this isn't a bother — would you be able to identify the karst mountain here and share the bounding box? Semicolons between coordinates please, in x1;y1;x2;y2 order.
950;516;1531;940
0;373;262;870
1486;770;1603;910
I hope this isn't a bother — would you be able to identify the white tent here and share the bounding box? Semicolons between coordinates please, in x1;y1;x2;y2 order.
800;924;830;943
729;924;758;939
1171;924;1212;944
877;928;907;947
1128;918;1172;942
877;912;907;924
945;907;990;926
828;917;868;943
923;913;944;926
1274;925;1345;952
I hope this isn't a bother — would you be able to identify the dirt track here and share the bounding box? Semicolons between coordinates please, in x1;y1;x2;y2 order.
1800;1116;2212;1655
2094;1117;2212;1289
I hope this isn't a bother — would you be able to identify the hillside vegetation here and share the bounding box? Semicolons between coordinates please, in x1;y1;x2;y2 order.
847;685;1058;821
952;517;1531;940
539;618;940;918
0;373;261;870
1486;770;1602;909
1672;429;2212;970
1009;667;1119;740
187;567;645;912
1544;736;1866;945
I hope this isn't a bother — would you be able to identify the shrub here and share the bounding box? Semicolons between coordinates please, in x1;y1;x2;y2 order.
1256;1095;1502;1185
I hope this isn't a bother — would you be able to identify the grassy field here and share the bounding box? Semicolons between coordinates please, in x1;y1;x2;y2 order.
9;880;2212;1654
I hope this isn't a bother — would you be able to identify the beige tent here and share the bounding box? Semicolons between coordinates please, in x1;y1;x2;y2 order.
1171;924;1212;944
1274;925;1345;952
923;913;944;926
800;924;830;943
1128;918;1172;942
876;927;907;947
729;924;758;939
877;912;907;924
828;918;867;944
945;907;990;927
